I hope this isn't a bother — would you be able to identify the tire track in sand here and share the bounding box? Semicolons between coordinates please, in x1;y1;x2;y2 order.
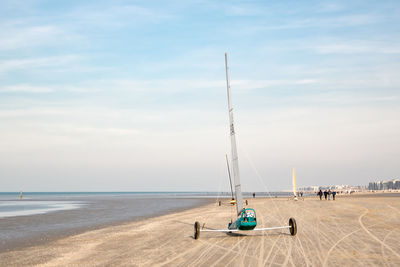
161;234;229;267
381;230;395;267
263;234;282;266
358;207;400;259
188;237;233;266
281;237;293;266
207;235;253;267
322;223;363;266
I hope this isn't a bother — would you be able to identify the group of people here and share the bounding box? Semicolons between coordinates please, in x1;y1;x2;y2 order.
317;189;336;200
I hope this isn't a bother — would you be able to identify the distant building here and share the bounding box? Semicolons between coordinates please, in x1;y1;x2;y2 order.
299;184;366;193
368;179;400;190
298;186;319;192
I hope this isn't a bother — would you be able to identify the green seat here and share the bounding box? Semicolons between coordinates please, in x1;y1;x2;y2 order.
238;208;257;230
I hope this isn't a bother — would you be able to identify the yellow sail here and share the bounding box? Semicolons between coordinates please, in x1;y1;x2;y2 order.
292;168;297;197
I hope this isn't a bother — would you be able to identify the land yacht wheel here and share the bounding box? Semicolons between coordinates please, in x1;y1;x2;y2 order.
194;221;200;239
289;218;297;236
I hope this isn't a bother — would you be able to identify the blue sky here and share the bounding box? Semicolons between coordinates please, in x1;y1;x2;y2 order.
1;0;399;191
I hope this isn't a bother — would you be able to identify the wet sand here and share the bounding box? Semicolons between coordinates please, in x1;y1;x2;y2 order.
1;193;400;266
0;196;211;252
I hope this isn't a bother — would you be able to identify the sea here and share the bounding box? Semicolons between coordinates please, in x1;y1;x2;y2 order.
0;191;293;252
0;192;217;252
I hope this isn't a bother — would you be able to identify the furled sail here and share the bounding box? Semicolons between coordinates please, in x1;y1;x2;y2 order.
225;53;243;216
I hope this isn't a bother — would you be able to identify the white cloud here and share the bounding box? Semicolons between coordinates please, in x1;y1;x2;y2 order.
230;79;318;91
313;41;400;54
242;14;379;33
223;4;266;16
0;55;80;72
1;103;399;191
0;78;319;96
26;123;142;137
258;37;400;56
92;78;317;93
0;108;68;118
0;1;399;190
67;4;174;29
0;84;53;93
0;24;81;51
316;2;344;13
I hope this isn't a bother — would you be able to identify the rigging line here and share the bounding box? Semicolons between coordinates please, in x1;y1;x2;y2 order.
217;156;226;202
203;156;226;227
240;146;287;224
225;154;235;201
224;154;235;222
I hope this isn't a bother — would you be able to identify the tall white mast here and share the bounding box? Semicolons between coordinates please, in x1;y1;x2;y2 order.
225;52;243;216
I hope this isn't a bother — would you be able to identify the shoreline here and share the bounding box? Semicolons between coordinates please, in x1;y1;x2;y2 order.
1;193;399;266
0;197;214;253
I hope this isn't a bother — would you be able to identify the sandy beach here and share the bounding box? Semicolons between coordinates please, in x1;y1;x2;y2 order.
1;193;399;266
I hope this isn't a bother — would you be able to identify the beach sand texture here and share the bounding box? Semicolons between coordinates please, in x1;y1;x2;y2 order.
1;194;400;266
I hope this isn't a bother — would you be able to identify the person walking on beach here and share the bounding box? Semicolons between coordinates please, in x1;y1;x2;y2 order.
317;190;323;200
328;189;331;200
332;191;337;200
324;190;328;200
253;192;255;198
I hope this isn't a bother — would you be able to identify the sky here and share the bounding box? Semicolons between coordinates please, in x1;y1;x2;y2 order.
1;0;399;192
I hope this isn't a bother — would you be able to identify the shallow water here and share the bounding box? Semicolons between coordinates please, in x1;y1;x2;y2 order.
0;201;83;218
0;192;211;252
